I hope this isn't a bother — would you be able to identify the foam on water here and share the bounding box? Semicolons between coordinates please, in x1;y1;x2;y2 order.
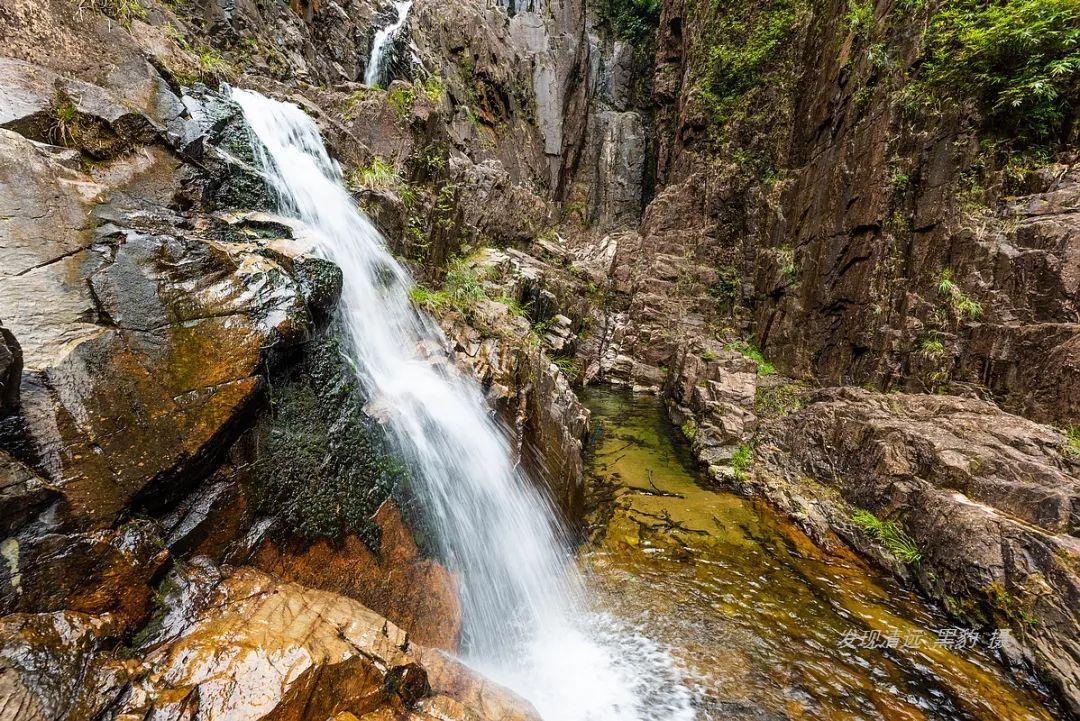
231;88;695;721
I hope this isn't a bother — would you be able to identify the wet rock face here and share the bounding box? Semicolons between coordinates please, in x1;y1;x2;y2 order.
0;611;132;721
0;53;347;638
0;325;19;415
0;565;537;721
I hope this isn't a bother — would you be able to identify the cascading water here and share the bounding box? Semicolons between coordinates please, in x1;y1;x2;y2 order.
364;0;412;87
230;88;694;721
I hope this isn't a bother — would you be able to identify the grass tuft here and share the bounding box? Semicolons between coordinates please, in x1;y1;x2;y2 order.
852;509;922;564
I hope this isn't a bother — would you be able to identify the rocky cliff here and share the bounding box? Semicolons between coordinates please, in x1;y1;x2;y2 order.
0;0;1078;717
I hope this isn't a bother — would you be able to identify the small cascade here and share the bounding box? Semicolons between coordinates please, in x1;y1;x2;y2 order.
230;87;695;721
364;0;413;87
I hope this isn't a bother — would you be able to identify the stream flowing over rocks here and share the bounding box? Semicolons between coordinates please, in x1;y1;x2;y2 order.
0;0;1077;719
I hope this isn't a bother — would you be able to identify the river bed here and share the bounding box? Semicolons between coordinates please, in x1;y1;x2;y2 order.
578;387;1059;721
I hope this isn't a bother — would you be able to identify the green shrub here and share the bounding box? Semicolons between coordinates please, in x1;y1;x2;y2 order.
598;0;662;43
851;509;922;564
698;0;801;122
730;443;753;481
921;0;1080;144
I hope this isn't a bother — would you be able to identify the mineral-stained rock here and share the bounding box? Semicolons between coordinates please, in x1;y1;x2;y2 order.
0;610;132;721
116;566;539;721
0;126;338;528
0;519;168;627
254;501;462;650
761;387;1080;714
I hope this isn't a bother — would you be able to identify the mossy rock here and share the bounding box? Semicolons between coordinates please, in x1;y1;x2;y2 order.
253;326;406;548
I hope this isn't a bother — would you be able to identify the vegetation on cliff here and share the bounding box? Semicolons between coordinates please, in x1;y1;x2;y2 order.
920;0;1079;145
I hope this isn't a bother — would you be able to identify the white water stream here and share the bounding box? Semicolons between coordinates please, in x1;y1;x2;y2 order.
364;0;412;87
231;88;694;721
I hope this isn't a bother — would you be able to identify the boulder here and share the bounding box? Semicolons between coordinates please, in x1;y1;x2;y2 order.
764;387;1080;714
254;501;462;650
0;611;132;721
116;566;538;721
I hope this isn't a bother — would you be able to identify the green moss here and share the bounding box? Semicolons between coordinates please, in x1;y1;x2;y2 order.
851;509;922;564
341;88;369;119
725;339;776;376
920;0;1079;145
753;381;804;418
254;329;407;545
1063;426;1080;459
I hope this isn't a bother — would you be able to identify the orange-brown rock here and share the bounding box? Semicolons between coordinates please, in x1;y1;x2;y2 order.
115;567;538;721
254;501;462;650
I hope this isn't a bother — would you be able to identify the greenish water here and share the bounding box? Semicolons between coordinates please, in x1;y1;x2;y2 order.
579;387;1058;721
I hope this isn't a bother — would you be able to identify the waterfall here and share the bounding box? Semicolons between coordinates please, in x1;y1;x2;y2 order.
364;0;412;87
230;88;694;721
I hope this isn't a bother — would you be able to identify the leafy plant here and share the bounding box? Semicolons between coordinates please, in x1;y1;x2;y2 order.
408;255;491;315
387;85;416;117
698;0;801;123
920;338;947;357
48;94;80;147
846;0;875;40
421;73;445;103
920;0;1080;144
730;443;753;481
852;509;922;564
681;419;698;441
